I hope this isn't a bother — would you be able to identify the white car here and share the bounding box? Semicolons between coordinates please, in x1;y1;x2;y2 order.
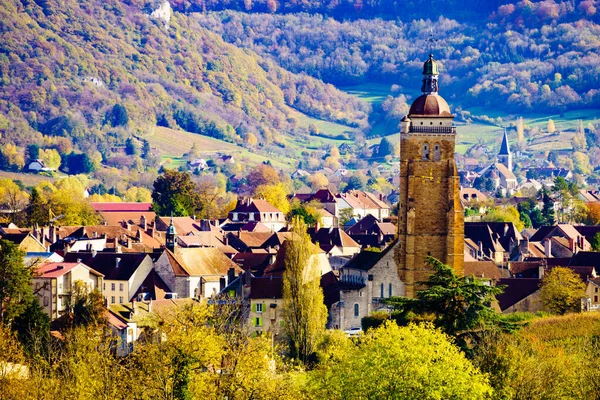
343;327;363;337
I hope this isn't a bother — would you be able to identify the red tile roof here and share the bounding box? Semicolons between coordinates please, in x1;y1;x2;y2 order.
90;202;152;212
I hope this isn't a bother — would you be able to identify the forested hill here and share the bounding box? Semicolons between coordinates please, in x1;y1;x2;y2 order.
0;0;368;171
194;1;600;114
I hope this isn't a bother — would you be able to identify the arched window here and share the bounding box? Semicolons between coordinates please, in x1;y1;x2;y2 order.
389;283;393;297
433;143;441;161
380;283;384;298
422;143;430;160
354;303;360;317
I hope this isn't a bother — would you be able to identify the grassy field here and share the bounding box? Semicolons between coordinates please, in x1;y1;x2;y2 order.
0;170;60;187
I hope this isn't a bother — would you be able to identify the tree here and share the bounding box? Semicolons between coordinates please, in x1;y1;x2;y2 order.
516;116;525;149
542;188;556;225
125;137;139;156
151;170;200;216
309;173;328;190
384;257;506;343
282;217;327;364
11;297;50;357
377;137;395;158
39;148;61;170
253;182;291;214
26;188;47;227
591;232;600;251
289;200;322;227
540;267;586;314
309;322;493;400
69;282;106;327
345;175;365;191
481;206;524;231
0;240;32;326
246;164;279;188
547;119;556;133
0;179;28;224
63;152;95;174
586;203;600;225
338;207;354;226
108;103;129;127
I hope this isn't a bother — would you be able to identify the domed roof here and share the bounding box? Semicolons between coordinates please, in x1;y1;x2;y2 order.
423;54;439;76
408;94;452;116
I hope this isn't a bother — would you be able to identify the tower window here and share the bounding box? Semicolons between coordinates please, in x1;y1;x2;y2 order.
440;122;443;125
434;144;441;161
354;303;360;317
422;143;430;160
430;122;433;125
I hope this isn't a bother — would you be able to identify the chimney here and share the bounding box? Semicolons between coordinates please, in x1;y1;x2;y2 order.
503;223;509;237
227;267;235;284
148;227;155;238
519;237;529;260
126;238;132;249
140;215;147;230
538;265;545;279
76;258;82;263
49;224;56;243
116;257;121;268
137;229;143;243
93;231;98;238
544;238;552;258
478;241;483;259
269;253;276;265
223;234;228;246
92;249;97;258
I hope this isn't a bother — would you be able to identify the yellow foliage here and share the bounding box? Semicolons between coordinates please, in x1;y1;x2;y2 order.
253;182;291;214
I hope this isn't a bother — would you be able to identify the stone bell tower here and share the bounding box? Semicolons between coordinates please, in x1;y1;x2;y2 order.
396;54;464;298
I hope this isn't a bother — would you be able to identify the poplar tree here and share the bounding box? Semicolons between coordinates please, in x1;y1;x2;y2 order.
0;240;32;326
282;217;327;365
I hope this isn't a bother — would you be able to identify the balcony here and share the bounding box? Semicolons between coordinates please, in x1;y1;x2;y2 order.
409;126;456;134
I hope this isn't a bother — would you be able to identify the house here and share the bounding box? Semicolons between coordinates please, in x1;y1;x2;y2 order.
227;198;286;232
292;189;339;218
291;169;310;179
106;310;138;357
336;190;391;220
317;209;336;229
188;158;208;170
464;261;504;284
345;214;396;249
459;187;489;209
579;190;600;203
528;224;590;256
585;278;600;311
495;278;542;313
153;248;242;299
308;227;361;258
1;232;46;252
248;276;284;335
464;222;522;265
33;261;104;320
477;163;518;195
219;155;235;164
63;252;154;305
334;242;405;331
333;168;349;177
28;159;55;172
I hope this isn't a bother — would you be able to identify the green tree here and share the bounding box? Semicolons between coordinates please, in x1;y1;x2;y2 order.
26;188;47;227
384;257;506;344
591;232;600;251
11;297;50;357
338;207;354;226
309;322;493;399
540;267;586;315
108;103;129;127
282;217;327;365
289;201;322;227
377;137;395;158
0;240;32;326
345;175;365;191
125;137;139;156
151;170;200;216
542;189;556;225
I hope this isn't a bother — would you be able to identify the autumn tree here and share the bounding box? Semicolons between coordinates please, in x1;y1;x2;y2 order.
547;119;556;133
289;200;322;227
309;172;328;190
540;267;586;314
309;322;493;399
516;116;525;149
0;179;28;224
282;217;327;364
152;169;200;216
253;182;291;214
246;163;279;188
0;240;32;326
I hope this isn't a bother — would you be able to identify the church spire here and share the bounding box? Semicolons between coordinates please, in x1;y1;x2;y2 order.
421;54;439;94
498;128;513;171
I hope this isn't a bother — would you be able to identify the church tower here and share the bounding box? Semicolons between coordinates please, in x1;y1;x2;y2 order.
498;128;512;171
397;54;464;298
166;217;177;252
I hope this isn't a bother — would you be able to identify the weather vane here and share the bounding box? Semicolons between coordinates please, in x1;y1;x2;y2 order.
427;28;438;55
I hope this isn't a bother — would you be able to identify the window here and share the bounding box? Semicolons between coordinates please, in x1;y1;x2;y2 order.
595;287;598;293
256;303;263;313
43;296;49;306
433;144;441;161
103;283;106;290
422;143;430;160
111;296;115;304
119;296;123;303
354;303;360;317
255;317;263;327
232;212;238;221
380;283;384;298
111;283;115;291
595;296;598;303
119;283;123;291
389;283;393;297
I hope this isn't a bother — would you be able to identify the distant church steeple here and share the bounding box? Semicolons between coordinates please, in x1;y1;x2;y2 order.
498;128;512;171
166;216;177;252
